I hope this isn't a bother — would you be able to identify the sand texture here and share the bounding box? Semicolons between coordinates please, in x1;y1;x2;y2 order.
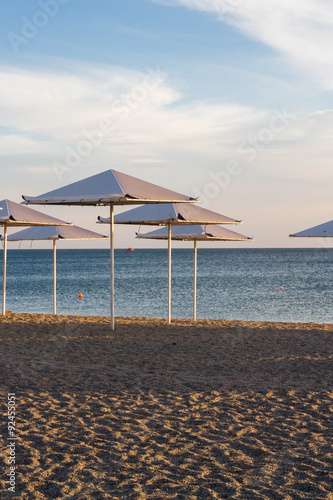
0;313;332;499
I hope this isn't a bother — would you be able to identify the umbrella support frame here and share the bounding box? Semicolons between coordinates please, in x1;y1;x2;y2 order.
53;239;57;315
193;239;197;321
110;204;115;330
2;225;7;315
167;222;171;324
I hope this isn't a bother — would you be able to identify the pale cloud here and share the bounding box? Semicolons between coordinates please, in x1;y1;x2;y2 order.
0;64;259;165
0;65;180;140
0;64;331;186
0;63;331;246
151;0;333;89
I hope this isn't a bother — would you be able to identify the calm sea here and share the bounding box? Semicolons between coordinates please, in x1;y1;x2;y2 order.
1;248;332;324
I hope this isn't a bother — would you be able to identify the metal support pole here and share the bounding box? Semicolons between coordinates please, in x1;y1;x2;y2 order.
53;239;57;315
193;239;197;321
110;204;115;330
2;225;7;315
167;222;171;324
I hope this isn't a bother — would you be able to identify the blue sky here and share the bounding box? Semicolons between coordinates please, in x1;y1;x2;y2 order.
1;0;332;248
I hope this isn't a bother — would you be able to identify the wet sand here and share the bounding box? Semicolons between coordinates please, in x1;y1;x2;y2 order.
0;313;332;499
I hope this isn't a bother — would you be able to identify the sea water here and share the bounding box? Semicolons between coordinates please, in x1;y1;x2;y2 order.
0;248;332;324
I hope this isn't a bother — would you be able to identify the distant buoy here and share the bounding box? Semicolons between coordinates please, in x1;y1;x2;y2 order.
78;293;83;298
280;286;284;290
126;248;134;252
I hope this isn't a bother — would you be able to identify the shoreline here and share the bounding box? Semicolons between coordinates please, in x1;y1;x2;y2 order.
0;311;332;327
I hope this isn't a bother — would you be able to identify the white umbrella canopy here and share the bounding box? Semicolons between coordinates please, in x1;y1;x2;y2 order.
22;169;197;329
98;204;242;323
0;199;71;226
22;169;197;205
5;225;108;315
136;224;252;241
98;202;241;225
0;199;71;316
6;225;108;241
137;225;253;321
290;220;333;238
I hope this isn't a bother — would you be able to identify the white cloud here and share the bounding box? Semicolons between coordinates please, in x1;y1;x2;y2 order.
0;64;331;185
0;66;333;169
0;64;179;139
151;0;333;89
0;64;258;165
0;63;331;247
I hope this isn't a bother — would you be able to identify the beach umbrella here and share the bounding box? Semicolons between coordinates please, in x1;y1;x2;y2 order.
290;220;333;238
5;225;108;315
0;199;71;315
101;202;241;226
98;203;242;322
22;169;196;329
136;224;253;320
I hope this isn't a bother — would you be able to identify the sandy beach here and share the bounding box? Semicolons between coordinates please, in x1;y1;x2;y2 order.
0;313;332;499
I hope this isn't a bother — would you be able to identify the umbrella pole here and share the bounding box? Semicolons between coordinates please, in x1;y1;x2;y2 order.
167;222;171;324
110;204;115;330
193;239;197;321
53;239;57;315
2;225;7;315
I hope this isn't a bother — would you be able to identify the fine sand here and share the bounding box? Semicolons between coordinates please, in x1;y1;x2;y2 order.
0;313;332;499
